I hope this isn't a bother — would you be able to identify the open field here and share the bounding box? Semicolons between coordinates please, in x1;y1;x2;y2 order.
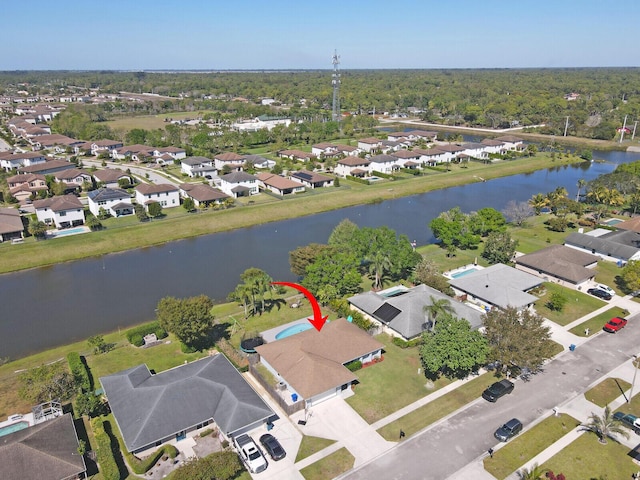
106;111;216;131
0;153;583;274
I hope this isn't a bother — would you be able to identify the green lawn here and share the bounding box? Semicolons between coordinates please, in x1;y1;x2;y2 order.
377;372;495;441
295;436;337;463
483;413;580;480
534;282;606;326
345;335;453;424
541;433;639;479
299;447;355;480
510;215;582;254
584;378;631;408
594;260;628;295
569;307;629;337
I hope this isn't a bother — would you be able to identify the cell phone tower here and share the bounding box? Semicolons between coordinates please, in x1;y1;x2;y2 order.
332;50;341;123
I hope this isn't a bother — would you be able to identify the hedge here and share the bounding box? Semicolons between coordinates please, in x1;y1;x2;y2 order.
216;339;249;372
125;321;168;347
91;417;120;480
127;444;178;474
371;170;394;179
346;175;370;185
392;336;423;348
345;360;362;372
67;352;92;393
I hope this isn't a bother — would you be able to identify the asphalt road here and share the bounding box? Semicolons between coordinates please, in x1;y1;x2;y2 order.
344;314;640;480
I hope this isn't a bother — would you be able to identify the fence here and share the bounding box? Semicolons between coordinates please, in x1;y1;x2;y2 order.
248;361;305;416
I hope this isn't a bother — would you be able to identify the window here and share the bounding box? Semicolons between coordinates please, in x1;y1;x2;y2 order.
59;211;66;217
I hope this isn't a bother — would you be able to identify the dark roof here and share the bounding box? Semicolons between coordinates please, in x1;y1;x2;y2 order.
565;231;640;261
221;171;257;184
100;355;273;451
515;245;599;284
88;187;130;202
291;170;333;183
369;154;398;164
179;183;229;202
182;156;213;166
136;183;179;195
0;413;86;480
18;159;74;174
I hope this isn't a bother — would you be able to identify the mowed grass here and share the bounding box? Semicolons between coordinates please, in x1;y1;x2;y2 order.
299;447;355;480
483;413;580;480
377;371;494;441
510;215;582;254
295;436;337;463
541;433;639;479
594;259;628;295
569;306;628;337
345;335;453;424
584;377;631;408
534;282;606;326
0;153;582;274
106;111;216;131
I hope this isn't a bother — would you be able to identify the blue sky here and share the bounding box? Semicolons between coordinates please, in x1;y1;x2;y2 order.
3;0;638;70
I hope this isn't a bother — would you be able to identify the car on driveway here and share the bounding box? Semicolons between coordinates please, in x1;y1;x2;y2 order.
494;418;523;442
603;317;628;333
613;412;640;434
482;379;515;402
260;433;286;461
587;288;612;301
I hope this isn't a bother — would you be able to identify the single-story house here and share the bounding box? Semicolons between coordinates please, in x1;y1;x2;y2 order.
612;216;640;233
277;149;316;162
565;230;640;264
256;173;305;195
290;170;334;188
135;183;180;210
515;244;599;289
0;207;24;242
334;157;371;178
449;263;542;311
219;171;259;197
181;156;217;178
34;195;85;229
244;154;276;169
255;318;384;407
92;168;134;188
0;413;86;480
348;284;483;340
87;187;134;217
100;354;274;453
336;144;359;156
179;183;229;207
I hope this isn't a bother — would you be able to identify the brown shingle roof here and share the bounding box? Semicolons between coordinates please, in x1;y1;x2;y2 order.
615;217;640;233
135;183;179;195
0;207;23;235
256;173;305;190
93;168;129;182
179;183;229;202
33;194;83;212
338;157;370;167
515;245;599;284
215;152;246;162
255;318;383;399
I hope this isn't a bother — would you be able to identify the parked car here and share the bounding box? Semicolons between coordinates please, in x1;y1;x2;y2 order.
482;379;515;402
234;434;268;473
613;412;640;434
603;317;628;333
260;433;286;461
494;418;523;442
587;288;612;301
595;284;615;297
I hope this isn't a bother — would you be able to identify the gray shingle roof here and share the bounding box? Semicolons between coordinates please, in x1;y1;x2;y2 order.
349;284;483;339
100;355;273;451
565;231;640;261
88;187;130;202
449;264;541;309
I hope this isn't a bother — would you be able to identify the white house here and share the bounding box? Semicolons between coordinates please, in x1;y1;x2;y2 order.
135;184;180;210
92;169;134;188
219;171;259;197
154;146;186;161
87;187;134;217
368;154;400;174
480;138;506;155
461;142;489;160
214;152;246;171
357;137;381;153
0;151;47;172
311;143;338;157
53;168;92;188
290;170;334;188
256;173;305;196
495;135;524;151
244;154;276;170
34;194;85;228
335;157;371;177
181;156;217;178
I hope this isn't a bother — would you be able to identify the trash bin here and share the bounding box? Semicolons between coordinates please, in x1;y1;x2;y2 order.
569;344;576;351
266;422;274;431
291;393;298;402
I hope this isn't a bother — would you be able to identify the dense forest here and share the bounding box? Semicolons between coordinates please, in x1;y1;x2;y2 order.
2;68;640;140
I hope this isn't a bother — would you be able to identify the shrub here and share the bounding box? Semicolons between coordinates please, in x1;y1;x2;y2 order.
392;336;422;348
90;417;120;480
345;360;362;372
125;322;168;347
67;351;92;392
346;175;370;185
215;339;249;371
371;170;394;179
199;428;216;437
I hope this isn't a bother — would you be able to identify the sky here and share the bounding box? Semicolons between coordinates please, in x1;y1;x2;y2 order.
2;0;638;71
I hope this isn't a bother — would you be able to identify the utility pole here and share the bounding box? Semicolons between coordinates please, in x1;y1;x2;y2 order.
331;50;341;125
620;115;628;143
563;116;570;137
632;121;638;141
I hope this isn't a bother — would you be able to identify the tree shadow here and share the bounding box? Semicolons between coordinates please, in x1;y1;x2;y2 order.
263;298;287;314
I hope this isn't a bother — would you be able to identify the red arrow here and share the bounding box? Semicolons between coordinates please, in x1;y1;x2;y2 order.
271;282;328;332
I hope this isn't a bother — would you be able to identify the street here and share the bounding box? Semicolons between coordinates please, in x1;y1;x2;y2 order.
343;314;640;480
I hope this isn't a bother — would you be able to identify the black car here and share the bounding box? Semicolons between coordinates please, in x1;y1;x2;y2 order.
587;288;612;301
613;412;640;434
494;418;523;442
482;379;515;402
259;433;286;461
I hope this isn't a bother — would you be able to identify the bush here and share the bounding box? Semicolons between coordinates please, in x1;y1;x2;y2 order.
199;428;216;437
345;360;362;372
125;322;168;347
67;351;92;392
392;336;423;348
169;451;241;480
346;175;370;185
215;338;249;371
91;417;120;480
328;299;373;331
371;170;394;179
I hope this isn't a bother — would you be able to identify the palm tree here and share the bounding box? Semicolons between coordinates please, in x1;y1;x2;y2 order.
576;179;587;201
518;463;547;480
580;405;630;444
423;296;455;332
367;251;392;290
528;193;549;215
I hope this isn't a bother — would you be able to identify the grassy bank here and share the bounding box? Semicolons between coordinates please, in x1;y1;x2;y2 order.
0;153;582;274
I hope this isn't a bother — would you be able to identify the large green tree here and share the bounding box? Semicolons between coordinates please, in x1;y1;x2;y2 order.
289;243;334;277
429;207;481;250
469;207;506;237
483;307;555;375
302;251;361;299
420;314;489;379
19;362;76;403
621;260;640;293
156;295;215;349
482;231;518;264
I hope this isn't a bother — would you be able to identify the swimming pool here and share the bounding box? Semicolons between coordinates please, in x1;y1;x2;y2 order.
0;421;29;437
50;226;89;238
451;267;481;279
603;218;623;226
275;322;313;340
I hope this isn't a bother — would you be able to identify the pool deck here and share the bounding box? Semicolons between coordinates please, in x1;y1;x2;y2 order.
261;317;311;343
47;226;91;238
443;263;485;279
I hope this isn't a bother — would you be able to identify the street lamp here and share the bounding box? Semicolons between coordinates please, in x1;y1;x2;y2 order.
629;355;639;403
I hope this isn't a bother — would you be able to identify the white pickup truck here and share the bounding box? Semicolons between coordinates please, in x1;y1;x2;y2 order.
234;434;268;473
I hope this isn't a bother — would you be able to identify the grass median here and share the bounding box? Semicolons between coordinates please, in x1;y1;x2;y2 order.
584;377;631;408
299;447;355;480
569;306;628;337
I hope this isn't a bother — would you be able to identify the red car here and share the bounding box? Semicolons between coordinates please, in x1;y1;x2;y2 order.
603;317;628;333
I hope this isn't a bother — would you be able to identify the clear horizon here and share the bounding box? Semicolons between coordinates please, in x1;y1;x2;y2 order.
2;0;638;71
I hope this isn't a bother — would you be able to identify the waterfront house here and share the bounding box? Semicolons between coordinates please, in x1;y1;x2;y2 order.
515;244;598;289
256;173;305;196
219;171;259;197
179;183;229;207
368;154;400;174
135;183;180;210
0;207;24;242
87;187;134;217
34;194;85;228
290;170;334;188
335;157;371;178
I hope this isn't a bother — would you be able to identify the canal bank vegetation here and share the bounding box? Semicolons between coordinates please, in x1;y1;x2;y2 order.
0;152;583;274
